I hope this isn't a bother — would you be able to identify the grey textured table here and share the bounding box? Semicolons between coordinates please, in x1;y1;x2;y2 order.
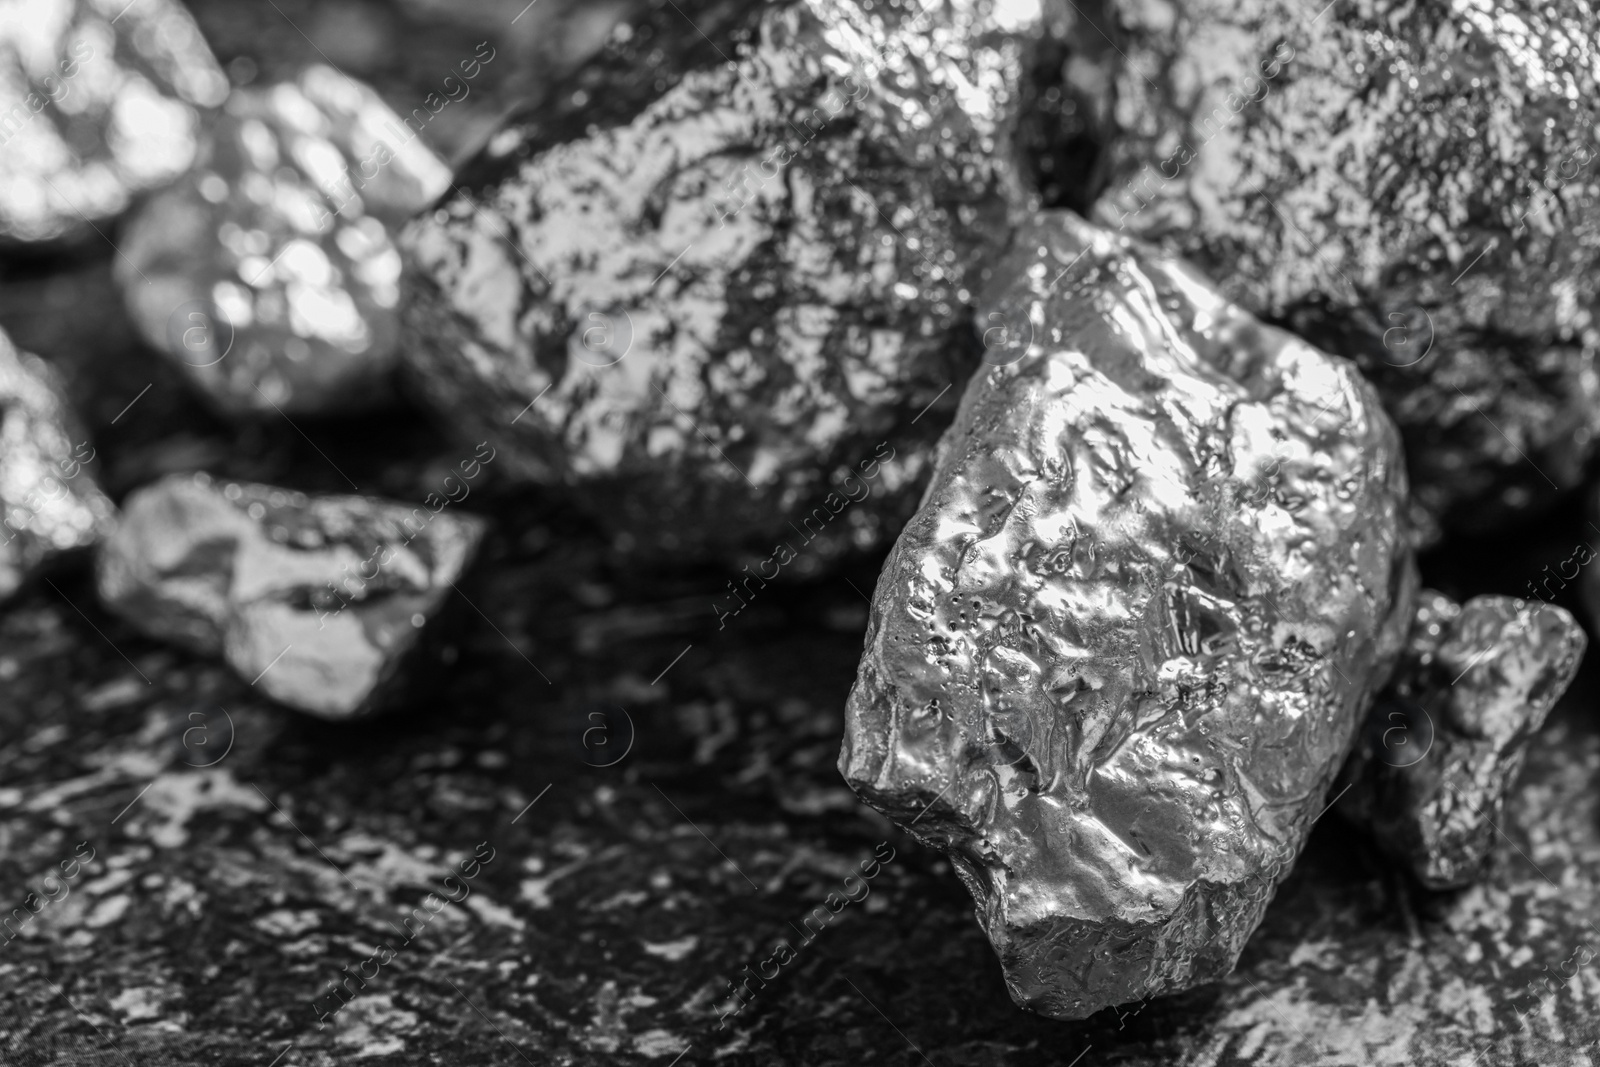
1;519;1596;1065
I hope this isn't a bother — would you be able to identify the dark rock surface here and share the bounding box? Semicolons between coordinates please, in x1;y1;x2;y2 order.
1342;591;1585;890
1089;0;1600;534
2;490;1599;1064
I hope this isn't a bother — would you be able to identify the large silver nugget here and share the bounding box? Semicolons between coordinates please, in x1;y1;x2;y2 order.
96;472;485;719
400;0;1083;562
839;211;1415;1019
1088;0;1600;533
0;328;115;599
1342;591;1585;889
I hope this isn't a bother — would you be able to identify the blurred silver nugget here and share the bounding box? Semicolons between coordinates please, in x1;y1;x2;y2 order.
0;328;115;599
840;211;1415;1019
1342;591;1585;890
117;66;451;413
97;471;485;719
0;0;227;245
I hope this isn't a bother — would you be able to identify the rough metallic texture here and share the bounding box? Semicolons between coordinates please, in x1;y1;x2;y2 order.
186;0;627;166
839;211;1415;1019
0;328;115;599
1088;0;1600;532
0;0;228;246
96;471;485;719
401;0;1092;562
116;66;452;414
9;515;1600;1065
1341;591;1585;890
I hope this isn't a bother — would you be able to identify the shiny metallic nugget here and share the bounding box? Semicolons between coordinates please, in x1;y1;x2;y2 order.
840;210;1416;1018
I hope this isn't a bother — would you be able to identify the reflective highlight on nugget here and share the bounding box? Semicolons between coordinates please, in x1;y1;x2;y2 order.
96;471;484;719
1091;0;1600;532
840;211;1415;1019
0;328;115;599
0;0;227;244
117;66;452;413
401;0;1092;561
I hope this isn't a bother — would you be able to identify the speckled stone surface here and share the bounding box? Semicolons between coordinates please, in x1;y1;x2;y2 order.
2;473;1600;1064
